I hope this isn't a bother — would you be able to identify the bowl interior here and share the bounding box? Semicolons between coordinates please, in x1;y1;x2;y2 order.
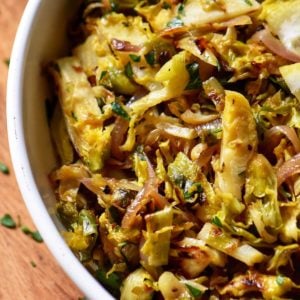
8;1;113;299
24;1;75;230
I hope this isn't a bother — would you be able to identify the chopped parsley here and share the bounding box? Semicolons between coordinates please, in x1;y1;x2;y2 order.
269;76;289;93
185;62;202;90
162;1;171;9
100;70;108;80
186;284;202;298
4;58;10;66
276;274;285;286
0;214;16;229
96;97;105;112
71;111;78;121
145;50;156;66
183;182;203;201
124;62;134;79
0;162;9;175
244;0;252;5
129;54;141;62
178;3;185;16
111;101;131;121
212;216;223;228
30;261;37;268
95;269;122;298
21;226;44;243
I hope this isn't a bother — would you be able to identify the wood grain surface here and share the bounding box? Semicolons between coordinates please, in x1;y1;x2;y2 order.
0;1;83;299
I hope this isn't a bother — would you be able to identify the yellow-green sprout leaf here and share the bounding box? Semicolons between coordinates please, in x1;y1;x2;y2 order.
177;37;219;67
137;0;260;32
288;107;300;129
216;90;257;200
51;57;113;171
79;209;98;237
280;201;300;243
96;269;122;298
175;237;227;277
245;154;282;243
130;51;189;116
121;52;190;152
120;268;154;300
198;223;266;266
141;207;173;267
133;148;148;186
280;63;300;101
73;34;121;78
63;226;92;251
98;13;153;52
267;244;300;272
168;152;198;183
167;152;203;203
220;271;295;299
260;0;300;56
158;272;192;300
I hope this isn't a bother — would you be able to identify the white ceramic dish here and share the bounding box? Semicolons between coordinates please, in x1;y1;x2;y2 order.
7;1;113;299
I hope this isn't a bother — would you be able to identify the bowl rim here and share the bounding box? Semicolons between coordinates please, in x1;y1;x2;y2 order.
6;1;114;299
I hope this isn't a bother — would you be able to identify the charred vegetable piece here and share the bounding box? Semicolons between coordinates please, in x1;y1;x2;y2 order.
216;90;257;200
141;207;173;267
245;154;282;243
198;223;266;266
120;268;154;300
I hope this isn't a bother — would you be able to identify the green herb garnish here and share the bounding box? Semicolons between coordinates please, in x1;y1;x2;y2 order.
244;0;252;5
0;214;16;229
31;231;44;243
0;162;9;175
183;182;203;200
79;209;98;236
4;58;10;66
178;3;185;15
95;269;122;297
111;102;131;121
212;216;222;228
162;1;171;9
186;284;203;298
145;50;156;66
124;62;134;79
269;76;289;93
21;226;43;243
30;261;37;268
185;62;202;90
110;0;119;12
129;54;141;62
71;111;78;121
276;274;285;286
100;70;108;80
96;97;105;112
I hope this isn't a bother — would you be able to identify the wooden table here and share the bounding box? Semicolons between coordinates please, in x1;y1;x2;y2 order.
0;1;83;299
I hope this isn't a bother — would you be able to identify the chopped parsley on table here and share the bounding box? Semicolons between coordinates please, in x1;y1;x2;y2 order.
21;226;44;243
0;162;9;175
0;214;16;228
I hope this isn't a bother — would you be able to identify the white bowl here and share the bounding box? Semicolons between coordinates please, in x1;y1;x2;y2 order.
7;1;114;299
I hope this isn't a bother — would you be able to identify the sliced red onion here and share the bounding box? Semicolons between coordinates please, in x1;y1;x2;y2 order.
122;155;167;229
251;28;300;63
265;125;300;154
111;38;141;52
277;153;300;186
